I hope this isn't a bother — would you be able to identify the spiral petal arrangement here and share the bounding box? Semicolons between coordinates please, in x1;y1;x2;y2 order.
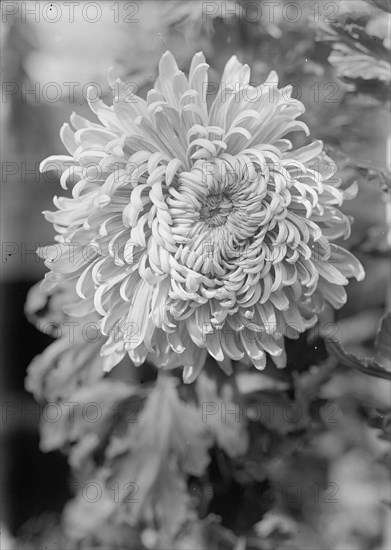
39;51;364;382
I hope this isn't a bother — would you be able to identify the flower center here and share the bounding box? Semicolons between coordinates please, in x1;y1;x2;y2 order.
199;192;234;227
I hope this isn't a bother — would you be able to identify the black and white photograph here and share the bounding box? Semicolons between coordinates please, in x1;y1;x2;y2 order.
1;1;390;548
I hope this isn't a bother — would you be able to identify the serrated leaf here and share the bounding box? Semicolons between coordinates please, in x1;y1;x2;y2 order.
39;379;140;470
65;376;212;543
316;21;391;101
317;22;390;62
25;281;111;402
26;336;108;403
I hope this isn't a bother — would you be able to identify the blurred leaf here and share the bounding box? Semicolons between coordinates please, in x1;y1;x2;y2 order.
316;21;391;102
324;144;391;193
375;312;391;369
365;0;391;13
317;22;390;62
64;376;212;543
39;379;141;479
254;510;298;546
343;77;391;103
353;161;391;193
242;390;308;435
196;372;249;458
236;372;290;394
327;312;391;379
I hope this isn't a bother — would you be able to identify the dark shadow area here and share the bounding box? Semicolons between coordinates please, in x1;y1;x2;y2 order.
1;281;71;534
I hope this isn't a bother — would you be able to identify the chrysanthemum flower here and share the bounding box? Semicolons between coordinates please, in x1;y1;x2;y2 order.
39;51;364;382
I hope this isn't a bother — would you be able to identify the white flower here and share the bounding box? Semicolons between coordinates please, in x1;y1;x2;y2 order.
39;51;364;382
